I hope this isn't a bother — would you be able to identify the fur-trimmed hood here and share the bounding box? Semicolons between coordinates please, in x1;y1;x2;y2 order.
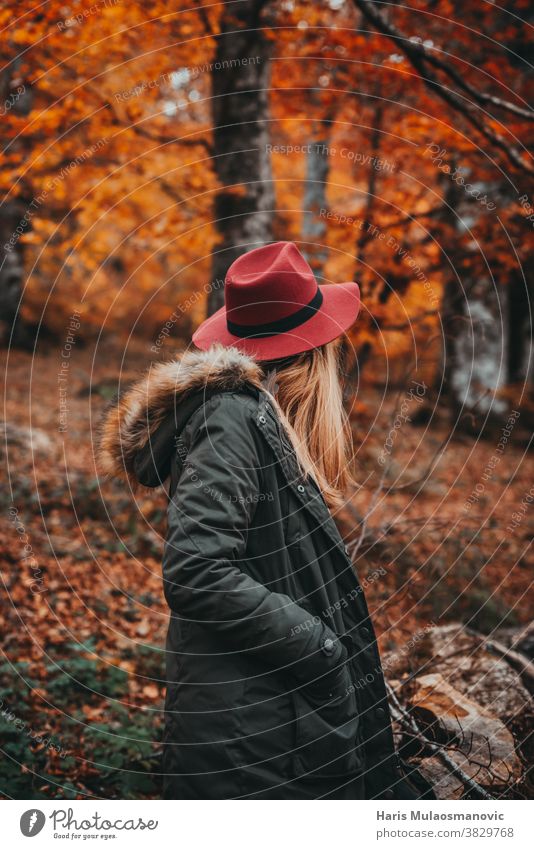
98;345;264;487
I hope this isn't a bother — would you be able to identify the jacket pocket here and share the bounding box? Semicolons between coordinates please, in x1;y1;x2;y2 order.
291;664;363;779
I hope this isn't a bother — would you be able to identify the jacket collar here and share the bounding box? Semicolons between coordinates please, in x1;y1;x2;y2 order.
98;344;264;487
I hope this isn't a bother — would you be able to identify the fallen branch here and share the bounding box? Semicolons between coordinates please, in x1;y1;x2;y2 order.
466;629;534;695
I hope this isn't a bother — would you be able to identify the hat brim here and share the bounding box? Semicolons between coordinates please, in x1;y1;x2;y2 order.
192;281;360;361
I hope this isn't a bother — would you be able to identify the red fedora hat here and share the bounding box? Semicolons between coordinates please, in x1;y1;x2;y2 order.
193;242;360;361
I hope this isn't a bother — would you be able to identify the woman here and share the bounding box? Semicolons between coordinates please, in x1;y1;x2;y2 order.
100;241;432;800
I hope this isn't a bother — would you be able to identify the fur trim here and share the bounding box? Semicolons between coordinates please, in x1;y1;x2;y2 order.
97;344;263;485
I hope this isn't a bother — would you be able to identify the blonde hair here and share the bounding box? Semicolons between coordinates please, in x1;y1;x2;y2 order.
262;341;353;508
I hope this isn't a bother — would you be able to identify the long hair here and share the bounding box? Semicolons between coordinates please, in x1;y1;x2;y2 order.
261;340;353;508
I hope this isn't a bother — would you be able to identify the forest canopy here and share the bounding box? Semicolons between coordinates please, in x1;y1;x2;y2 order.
0;0;531;407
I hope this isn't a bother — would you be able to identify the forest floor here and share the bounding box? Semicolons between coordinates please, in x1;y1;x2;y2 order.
1;342;532;799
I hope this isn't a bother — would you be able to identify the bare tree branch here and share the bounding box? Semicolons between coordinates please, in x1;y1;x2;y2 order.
351;0;533;175
387;683;496;800
466;629;534;694
193;0;214;35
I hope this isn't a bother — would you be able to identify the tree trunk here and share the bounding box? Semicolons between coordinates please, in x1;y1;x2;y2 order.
347;101;384;375
448;287;508;419
208;0;274;314
0;55;35;348
0;200;30;346
436;179;510;425
355;102;383;268
508;267;532;386
301;138;329;272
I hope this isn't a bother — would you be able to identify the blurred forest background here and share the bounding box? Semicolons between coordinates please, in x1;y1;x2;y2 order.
1;0;533;800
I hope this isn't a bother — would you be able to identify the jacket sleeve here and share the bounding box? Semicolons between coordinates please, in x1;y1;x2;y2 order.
162;394;345;688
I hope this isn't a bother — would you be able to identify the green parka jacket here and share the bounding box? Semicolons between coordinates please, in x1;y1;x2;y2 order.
100;345;430;800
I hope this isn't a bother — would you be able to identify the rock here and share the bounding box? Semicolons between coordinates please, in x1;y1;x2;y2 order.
402;623;532;720
407;673;522;786
386;624;531;797
1;421;53;454
417;756;465;800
